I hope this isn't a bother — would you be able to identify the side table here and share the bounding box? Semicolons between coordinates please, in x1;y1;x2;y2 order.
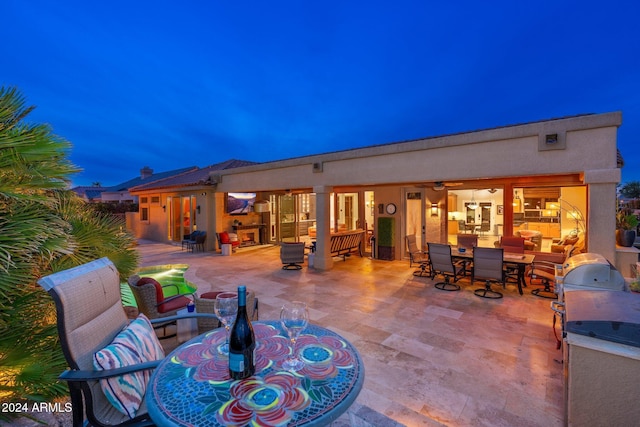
221;243;232;256
176;308;197;343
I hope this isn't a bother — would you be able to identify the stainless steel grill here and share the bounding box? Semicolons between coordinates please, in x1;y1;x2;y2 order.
550;252;639;426
559;252;625;295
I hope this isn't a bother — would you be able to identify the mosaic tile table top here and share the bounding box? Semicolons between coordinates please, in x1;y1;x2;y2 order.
147;320;365;426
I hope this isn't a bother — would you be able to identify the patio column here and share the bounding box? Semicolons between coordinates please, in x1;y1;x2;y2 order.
313;185;333;271
584;170;619;264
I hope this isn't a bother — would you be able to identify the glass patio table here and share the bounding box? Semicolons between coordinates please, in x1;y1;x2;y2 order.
146;320;365;426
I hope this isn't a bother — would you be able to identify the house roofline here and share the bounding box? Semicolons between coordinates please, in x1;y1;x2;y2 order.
219;112;622;176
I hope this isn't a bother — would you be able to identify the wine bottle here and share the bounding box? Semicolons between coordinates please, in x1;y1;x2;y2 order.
228;285;256;379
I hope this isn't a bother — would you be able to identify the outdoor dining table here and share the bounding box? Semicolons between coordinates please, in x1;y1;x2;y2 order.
451;247;535;295
146;320;365;426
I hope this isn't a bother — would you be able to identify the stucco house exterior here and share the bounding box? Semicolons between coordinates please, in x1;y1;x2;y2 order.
127;159;258;244
128;112;630;275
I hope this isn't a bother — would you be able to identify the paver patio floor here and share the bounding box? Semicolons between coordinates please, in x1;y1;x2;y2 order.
139;240;563;427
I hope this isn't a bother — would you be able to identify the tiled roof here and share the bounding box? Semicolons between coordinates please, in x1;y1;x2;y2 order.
130;159;258;191
103;166;198;192
71;186;105;200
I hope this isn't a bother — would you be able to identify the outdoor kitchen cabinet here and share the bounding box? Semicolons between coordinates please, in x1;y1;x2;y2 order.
562;290;640;427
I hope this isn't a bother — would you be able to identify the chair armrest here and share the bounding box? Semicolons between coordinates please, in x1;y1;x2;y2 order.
161;283;180;293
59;360;161;382
155;292;197;308
253;298;259;321
529;261;558;279
155;293;188;308
453;259;469;273
530;260;558;269
150;313;219;324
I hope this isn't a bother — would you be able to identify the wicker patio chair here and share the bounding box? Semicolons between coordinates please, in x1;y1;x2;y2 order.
127;274;193;338
194;289;259;334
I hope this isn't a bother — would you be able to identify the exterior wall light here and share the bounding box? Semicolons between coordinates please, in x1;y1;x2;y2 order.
431;203;439;216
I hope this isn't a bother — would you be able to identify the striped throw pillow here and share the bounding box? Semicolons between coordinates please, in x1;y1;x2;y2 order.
93;313;164;418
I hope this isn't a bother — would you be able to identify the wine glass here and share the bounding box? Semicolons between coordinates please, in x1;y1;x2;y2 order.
214;292;238;355
280;301;309;371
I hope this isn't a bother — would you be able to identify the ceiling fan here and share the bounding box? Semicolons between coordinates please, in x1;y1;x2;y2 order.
433;181;464;191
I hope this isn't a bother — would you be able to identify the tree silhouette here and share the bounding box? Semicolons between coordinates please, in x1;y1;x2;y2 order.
620;181;640;200
0;86;138;419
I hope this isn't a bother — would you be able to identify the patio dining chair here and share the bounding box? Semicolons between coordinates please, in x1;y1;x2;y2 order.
527;248;570;299
37;257;216;427
456;233;478;251
471;247;505;299
478;221;491;236
456;233;478;275
427;242;465;291
499;236;525;254
499;236;525;285
406;234;432;277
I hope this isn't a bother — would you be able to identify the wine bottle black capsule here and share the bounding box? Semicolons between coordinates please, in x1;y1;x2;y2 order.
228;285;255;379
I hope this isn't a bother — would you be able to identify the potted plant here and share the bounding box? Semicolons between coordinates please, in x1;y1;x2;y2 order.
616;206;639;247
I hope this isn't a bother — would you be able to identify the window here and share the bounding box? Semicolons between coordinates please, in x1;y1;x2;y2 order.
140;197;148;204
151;196;160;204
140;207;149;222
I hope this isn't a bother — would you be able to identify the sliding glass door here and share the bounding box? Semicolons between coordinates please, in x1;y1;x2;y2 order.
275;193;317;243
167;195;196;242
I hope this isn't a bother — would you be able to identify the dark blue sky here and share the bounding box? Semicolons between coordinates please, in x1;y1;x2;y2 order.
4;0;639;186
